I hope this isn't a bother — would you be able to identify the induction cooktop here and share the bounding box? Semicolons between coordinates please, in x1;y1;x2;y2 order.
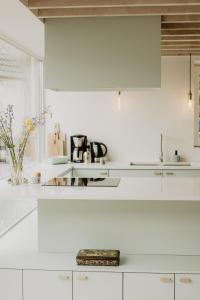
43;177;120;187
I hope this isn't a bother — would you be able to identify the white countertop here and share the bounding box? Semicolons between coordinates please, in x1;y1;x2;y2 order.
1;163;200;202
0;210;200;273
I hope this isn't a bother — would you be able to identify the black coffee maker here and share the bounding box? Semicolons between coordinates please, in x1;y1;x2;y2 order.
90;141;108;163
71;135;87;163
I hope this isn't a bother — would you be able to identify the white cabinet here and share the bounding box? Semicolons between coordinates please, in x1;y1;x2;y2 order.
72;168;109;178
23;270;72;300
176;274;200;300
73;272;122;300
163;170;200;177
124;273;174;300
109;169;163;177
0;269;22;300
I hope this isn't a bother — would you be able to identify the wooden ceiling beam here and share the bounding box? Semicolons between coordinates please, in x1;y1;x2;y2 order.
162;23;200;29
162;41;200;45
161;15;200;23
28;1;200;9
36;6;200;18
161;51;200;55
161;35;200;40
162;29;200;35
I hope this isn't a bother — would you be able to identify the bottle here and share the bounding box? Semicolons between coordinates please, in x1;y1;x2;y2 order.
173;150;180;162
83;145;91;164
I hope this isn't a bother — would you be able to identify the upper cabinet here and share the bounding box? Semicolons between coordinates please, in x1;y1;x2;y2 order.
45;17;161;90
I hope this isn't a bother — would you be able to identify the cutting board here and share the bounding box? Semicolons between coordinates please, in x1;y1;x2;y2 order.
48;132;66;156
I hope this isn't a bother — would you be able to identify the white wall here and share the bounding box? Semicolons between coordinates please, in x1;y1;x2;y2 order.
0;0;44;59
46;56;200;163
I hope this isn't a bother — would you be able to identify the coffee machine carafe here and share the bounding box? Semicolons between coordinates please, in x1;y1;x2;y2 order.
90;141;108;163
71;135;87;163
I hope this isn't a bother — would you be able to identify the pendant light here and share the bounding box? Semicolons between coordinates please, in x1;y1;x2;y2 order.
117;90;121;111
188;53;192;108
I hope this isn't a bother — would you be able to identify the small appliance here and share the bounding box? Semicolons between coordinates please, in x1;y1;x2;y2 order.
90;141;108;163
71;135;87;163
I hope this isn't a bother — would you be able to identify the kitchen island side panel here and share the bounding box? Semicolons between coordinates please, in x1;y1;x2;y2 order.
38;200;200;255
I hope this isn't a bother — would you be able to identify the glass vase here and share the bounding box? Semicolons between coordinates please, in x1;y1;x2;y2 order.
8;147;24;185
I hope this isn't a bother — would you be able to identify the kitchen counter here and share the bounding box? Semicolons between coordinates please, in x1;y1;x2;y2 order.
1;210;200;273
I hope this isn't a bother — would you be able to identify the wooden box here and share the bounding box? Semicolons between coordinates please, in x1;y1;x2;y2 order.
76;249;120;266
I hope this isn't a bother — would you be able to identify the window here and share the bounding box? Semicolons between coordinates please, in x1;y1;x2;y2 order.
0;38;43;165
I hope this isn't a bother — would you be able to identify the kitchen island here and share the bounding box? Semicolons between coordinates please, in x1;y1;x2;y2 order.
1;164;200;300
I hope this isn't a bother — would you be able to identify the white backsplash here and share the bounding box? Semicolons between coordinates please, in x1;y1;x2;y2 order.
45;56;200;163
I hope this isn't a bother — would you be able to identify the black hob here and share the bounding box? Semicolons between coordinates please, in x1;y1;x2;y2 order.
43;177;120;187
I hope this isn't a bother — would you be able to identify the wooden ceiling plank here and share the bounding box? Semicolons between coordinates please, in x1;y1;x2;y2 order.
28;1;200;9
162;41;200;45
162;23;200;29
37;6;200;18
161;35;200;40
161;15;200;23
162;29;200;35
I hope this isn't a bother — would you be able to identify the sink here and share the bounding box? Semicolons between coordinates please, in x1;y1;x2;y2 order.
130;162;160;166
130;162;191;167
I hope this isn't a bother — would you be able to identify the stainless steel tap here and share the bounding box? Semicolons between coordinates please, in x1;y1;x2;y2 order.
159;133;164;163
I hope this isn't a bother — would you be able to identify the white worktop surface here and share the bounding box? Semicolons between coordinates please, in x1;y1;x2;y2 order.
1;162;200;201
0;210;200;273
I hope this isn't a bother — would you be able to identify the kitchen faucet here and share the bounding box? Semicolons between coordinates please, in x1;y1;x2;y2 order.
159;133;164;163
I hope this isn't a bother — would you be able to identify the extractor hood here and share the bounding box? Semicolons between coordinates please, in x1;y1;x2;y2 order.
45;16;161;90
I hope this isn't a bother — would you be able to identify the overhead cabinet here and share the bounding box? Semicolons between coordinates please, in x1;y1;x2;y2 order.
45;17;161;90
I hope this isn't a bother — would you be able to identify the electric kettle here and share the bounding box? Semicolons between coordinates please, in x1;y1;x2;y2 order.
90;142;108;163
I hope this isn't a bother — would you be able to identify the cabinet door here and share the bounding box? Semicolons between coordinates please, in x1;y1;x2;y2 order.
163;170;200;177
176;274;200;300
124;273;174;300
0;269;22;300
109;169;163;177
23;270;72;300
73;168;109;178
73;272;122;300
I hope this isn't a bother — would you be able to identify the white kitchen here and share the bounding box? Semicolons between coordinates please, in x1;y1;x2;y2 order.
1;1;200;300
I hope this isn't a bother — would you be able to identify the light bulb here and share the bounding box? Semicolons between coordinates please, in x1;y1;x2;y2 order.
188;91;192;108
117;91;121;111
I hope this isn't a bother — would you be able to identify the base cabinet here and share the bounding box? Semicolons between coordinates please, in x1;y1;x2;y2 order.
176;274;200;300
73;272;122;300
124;273;174;300
23;270;72;300
0;269;22;300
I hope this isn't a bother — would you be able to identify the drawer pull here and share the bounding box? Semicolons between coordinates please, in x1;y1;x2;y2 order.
100;172;108;176
160;277;173;283
180;278;192;284
165;172;174;176
77;275;88;281
58;274;70;281
154;172;162;176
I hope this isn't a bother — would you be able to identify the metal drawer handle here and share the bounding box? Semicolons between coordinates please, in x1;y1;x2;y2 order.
77;275;88;281
100;172;108;176
180;278;192;284
154;172;162;176
58;274;71;280
160;277;173;283
166;172;174;176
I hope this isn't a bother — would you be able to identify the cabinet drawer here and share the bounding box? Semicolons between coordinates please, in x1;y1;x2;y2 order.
23;270;72;300
124;273;174;300
0;269;22;300
73;168;109;178
109;169;163;177
73;272;122;300
163;170;200;177
176;274;200;300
